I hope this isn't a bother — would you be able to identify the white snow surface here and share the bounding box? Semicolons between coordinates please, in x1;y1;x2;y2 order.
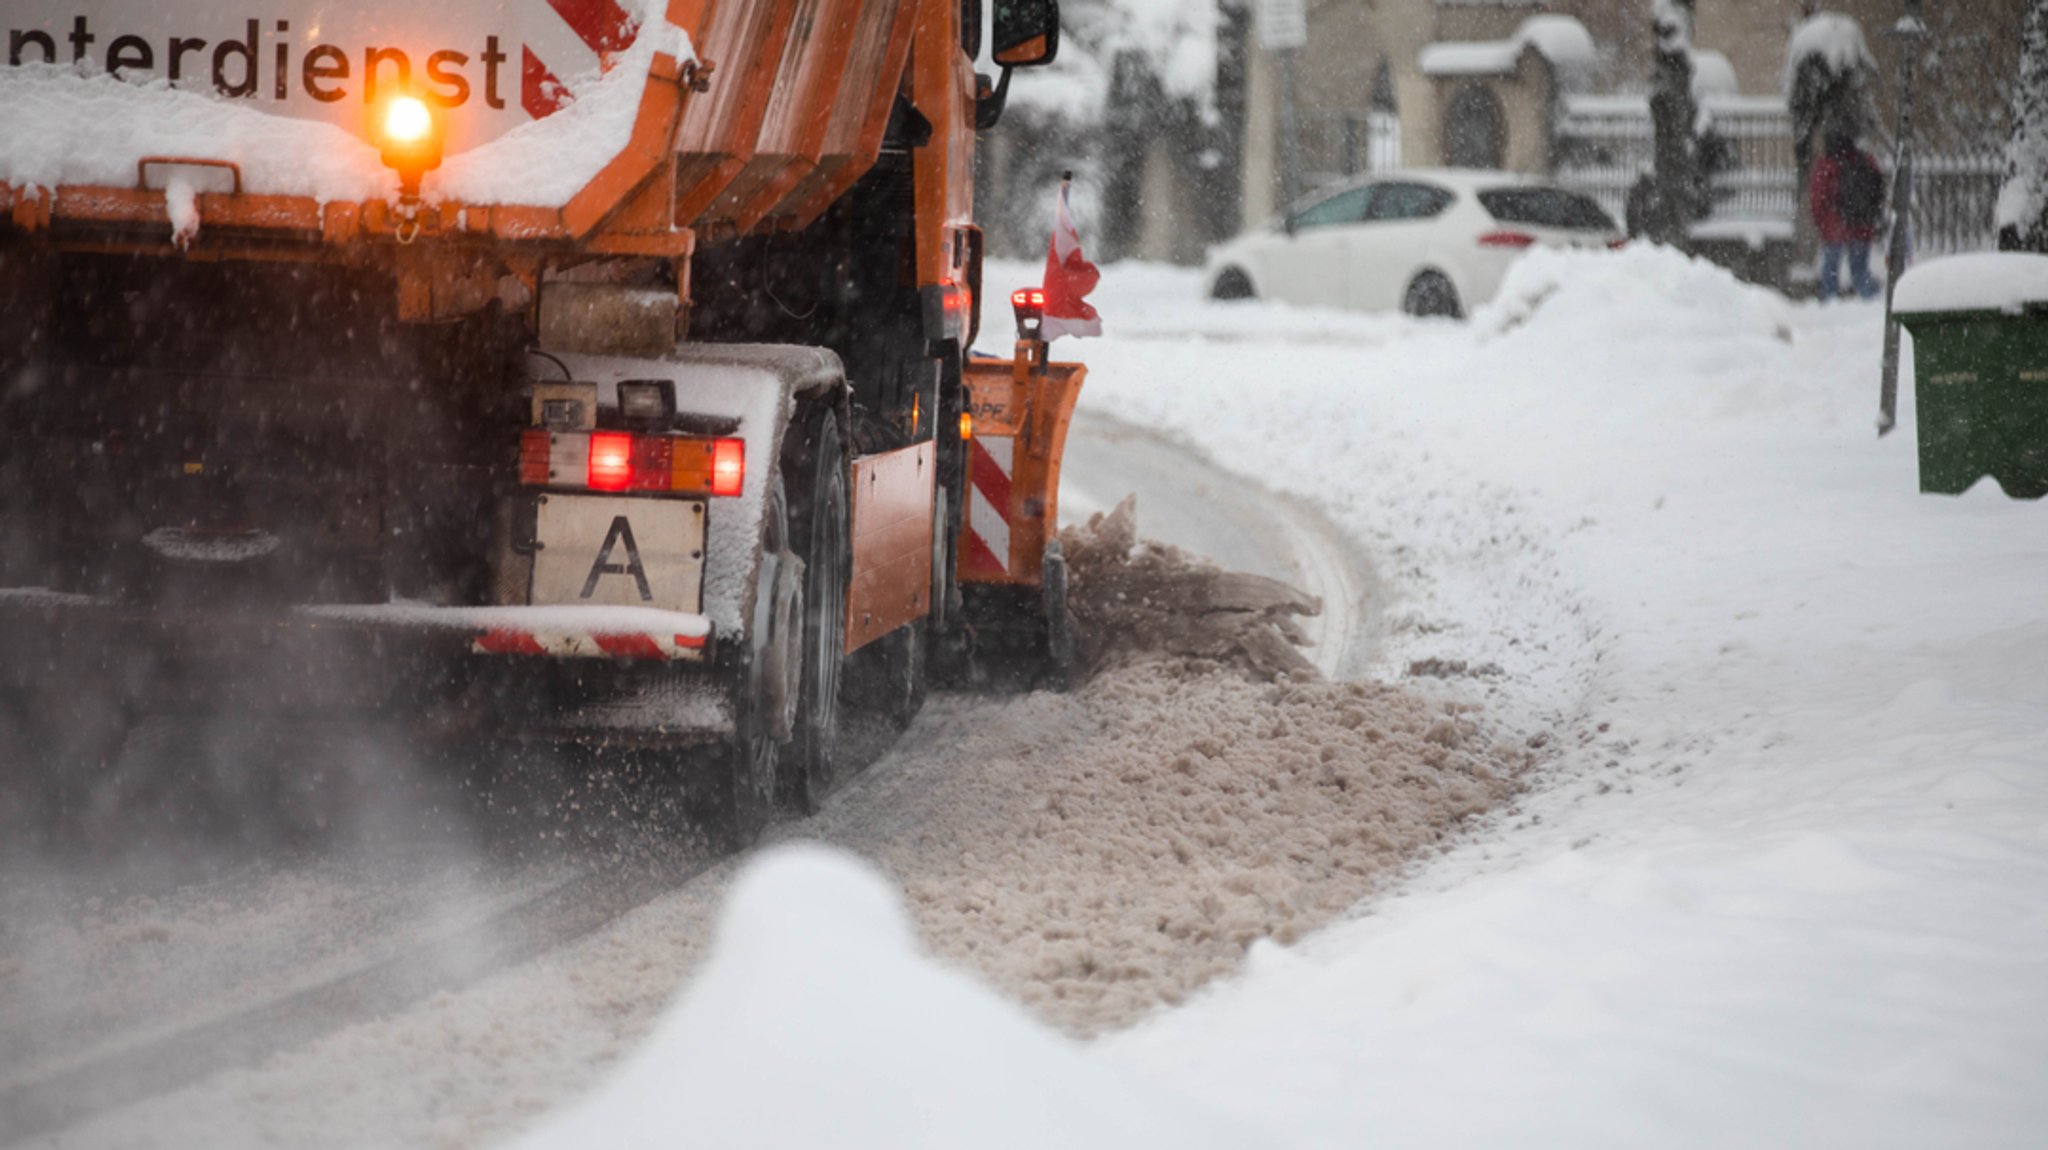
1418;16;1598;79
1893;252;2048;315
505;845;1270;1150
0;63;389;202
0;4;689;209
1031;250;2048;1148
1784;12;1877;91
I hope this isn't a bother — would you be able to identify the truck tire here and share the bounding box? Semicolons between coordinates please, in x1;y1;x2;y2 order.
694;476;791;851
779;409;848;814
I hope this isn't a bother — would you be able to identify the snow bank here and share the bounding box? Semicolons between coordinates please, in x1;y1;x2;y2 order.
503;845;1271;1150
1893;252;2048;315
1030;248;2048;1146
1419;16;1598;80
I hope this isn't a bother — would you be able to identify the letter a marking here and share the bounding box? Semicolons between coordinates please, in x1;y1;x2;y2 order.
581;516;653;601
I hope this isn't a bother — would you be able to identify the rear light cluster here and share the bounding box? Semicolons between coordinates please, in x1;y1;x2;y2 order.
1476;230;1537;249
520;430;744;497
1477;231;1632;250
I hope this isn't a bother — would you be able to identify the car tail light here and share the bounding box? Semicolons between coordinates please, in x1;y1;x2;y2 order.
521;432;745;497
1608;236;1631;250
1477;230;1537;249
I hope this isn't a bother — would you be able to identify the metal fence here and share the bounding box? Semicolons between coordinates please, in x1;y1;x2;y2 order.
1868;9;2012;260
1552;93;1799;232
1553;7;2012;262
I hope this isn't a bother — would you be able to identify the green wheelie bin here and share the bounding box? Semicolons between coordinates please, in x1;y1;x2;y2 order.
1894;252;2048;500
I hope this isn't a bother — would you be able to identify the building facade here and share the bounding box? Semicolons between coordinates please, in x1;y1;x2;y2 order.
1239;0;2022;265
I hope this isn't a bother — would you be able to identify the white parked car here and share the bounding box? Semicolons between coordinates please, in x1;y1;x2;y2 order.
1204;169;1625;318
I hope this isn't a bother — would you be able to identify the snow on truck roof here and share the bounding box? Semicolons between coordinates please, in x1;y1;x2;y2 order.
0;0;688;208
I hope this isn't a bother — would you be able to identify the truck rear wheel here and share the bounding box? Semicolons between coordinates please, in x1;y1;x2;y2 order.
779;410;848;814
694;476;793;851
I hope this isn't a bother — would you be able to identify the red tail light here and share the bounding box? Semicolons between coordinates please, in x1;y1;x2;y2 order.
1608;236;1631;250
711;437;745;498
1477;230;1537;249
588;432;634;491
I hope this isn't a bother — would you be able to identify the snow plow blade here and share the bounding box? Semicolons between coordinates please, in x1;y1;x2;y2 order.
953;348;1085;686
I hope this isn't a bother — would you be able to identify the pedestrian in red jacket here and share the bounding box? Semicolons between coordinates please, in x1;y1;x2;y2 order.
1810;126;1885;301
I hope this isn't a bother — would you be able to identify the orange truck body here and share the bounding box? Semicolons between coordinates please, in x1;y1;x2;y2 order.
0;0;1082;796
1;0;978;324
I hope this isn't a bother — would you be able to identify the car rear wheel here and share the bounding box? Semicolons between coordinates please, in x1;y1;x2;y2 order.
1403;271;1462;319
1210;268;1256;301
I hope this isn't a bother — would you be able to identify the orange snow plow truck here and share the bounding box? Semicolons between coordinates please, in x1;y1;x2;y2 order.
0;0;1086;845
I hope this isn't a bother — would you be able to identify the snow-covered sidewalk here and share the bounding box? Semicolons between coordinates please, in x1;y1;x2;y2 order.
1065;250;2048;1148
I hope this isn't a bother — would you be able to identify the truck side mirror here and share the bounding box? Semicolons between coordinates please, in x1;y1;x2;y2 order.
992;0;1059;67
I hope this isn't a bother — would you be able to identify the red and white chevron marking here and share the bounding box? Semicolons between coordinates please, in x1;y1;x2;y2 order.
524;0;642;119
473;626;708;661
964;435;1014;577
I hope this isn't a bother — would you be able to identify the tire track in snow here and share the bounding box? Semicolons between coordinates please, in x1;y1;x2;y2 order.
0;849;715;1144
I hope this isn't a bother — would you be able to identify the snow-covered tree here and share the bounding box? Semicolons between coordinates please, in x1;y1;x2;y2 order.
980;0;1238;261
1638;0;1704;246
1999;0;2048;251
1784;12;1880;175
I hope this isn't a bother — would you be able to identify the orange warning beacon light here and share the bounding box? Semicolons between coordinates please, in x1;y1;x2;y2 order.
376;95;444;202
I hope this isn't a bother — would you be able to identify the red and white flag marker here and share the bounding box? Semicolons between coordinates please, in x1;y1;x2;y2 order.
1039;175;1102;341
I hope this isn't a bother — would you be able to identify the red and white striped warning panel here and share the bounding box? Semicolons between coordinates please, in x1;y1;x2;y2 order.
472;626;707;661
526;0;641;118
963;434;1014;578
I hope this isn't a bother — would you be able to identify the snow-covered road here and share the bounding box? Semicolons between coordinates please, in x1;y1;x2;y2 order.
0;399;1415;1146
